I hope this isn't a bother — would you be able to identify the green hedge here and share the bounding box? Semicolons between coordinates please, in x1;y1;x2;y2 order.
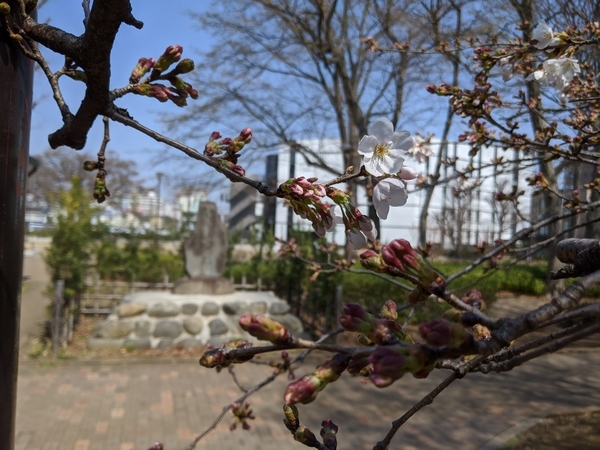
225;256;600;325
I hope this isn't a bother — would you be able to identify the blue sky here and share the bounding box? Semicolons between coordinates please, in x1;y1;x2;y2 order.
31;1;218;196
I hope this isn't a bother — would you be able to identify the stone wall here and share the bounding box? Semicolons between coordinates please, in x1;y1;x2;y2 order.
87;291;303;350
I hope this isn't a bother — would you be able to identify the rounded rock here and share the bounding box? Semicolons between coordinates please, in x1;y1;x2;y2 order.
201;302;219;316
117;302;147;318
269;302;291;315
153;320;183;339
181;303;199;315
134;321;151;337
183;317;204;335
94;320;132;339
147;301;181;317
208;319;229;336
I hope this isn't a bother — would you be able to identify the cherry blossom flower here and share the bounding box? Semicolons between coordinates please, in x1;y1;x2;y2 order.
358;118;414;177
373;178;408;220
531;20;562;49
543;58;581;85
406;137;433;163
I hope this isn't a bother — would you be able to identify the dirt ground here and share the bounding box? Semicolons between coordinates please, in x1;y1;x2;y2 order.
501;410;600;450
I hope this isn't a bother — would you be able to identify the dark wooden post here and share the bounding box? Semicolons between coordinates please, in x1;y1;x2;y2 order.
0;2;35;448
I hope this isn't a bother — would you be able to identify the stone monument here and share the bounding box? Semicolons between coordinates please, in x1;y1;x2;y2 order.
173;201;234;295
87;201;304;351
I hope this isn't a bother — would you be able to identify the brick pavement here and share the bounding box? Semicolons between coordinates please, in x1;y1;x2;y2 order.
15;351;600;450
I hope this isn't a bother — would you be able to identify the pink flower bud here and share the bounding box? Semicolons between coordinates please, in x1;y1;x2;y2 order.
419;318;452;346
295;176;312;188
387;239;421;271
338;304;374;332
368;347;408;387
320;419;338;450
346;357;370;376
238;127;252;143
199;348;229;368
284;374;322;405
283;404;300;432
314;353;350;383
294;426;319;446
359;250;386;272
239;314;292;345
460;289;486;311
153;45;183;74
380;300;398;320
209;131;222;141
129;57;155;83
174;58;195;74
381;245;404;271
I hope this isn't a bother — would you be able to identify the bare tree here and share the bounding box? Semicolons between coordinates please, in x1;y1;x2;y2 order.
28;148;139;210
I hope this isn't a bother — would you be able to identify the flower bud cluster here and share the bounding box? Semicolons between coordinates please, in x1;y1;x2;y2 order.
129;57;155;84
151;45;183;78
93;174;110;203
338;303;404;345
564;189;581;212
419;318;474;349
284;354;350;405
283;404;338;449
526;172;549;189
239;314;293;345
129;46;199;107
368;344;435;387
203;128;252;179
279;177;334;238
230;402;255;431
327;188;377;248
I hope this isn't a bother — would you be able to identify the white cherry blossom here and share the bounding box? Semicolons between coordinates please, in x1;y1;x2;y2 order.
358;118;414;177
543;58;580;85
373;178;408;220
531;20;562;49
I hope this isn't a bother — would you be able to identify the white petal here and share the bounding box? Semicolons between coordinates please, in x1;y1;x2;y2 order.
373;187;391;220
364;224;377;241
347;229;367;248
368;118;394;142
390;132;413;151
358;135;378;156
398;166;418;180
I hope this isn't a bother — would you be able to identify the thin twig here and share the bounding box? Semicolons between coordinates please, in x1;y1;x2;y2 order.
476;323;600;374
183;328;342;449
106;110;280;197
484;320;594;364
373;355;485;450
227;366;249;393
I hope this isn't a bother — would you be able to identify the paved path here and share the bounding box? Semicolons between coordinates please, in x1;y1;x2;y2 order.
15;351;600;450
20;252;50;356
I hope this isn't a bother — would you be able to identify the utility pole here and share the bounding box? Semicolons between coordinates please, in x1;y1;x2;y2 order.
156;172;163;230
0;2;35;448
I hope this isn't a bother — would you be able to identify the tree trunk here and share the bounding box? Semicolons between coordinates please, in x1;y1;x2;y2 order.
0;2;34;448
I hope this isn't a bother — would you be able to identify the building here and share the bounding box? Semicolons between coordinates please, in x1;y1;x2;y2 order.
227;176;262;240
263;139;534;251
